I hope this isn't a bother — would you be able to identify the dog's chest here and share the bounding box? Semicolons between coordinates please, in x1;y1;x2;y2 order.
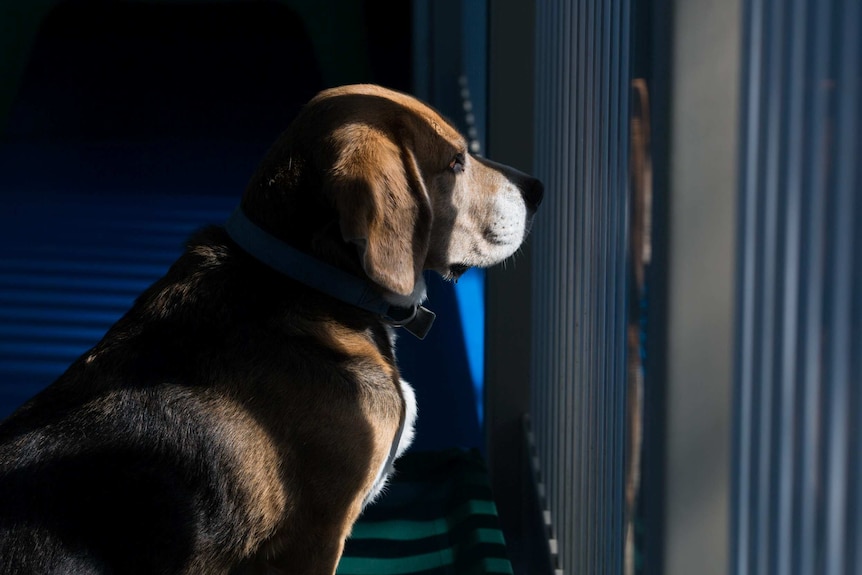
363;377;417;507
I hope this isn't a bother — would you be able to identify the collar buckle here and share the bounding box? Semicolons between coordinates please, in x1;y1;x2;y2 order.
384;305;436;340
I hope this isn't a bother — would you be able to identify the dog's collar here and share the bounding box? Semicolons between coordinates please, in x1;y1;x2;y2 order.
225;208;436;339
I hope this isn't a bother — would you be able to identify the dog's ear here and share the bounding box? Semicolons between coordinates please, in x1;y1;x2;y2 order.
325;125;431;297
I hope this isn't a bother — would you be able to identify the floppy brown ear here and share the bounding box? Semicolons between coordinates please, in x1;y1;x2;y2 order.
325;125;431;297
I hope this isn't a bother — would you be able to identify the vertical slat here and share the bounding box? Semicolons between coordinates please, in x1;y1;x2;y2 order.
600;0;612;569
547;0;559;553
561;0;576;566
557;0;565;560
592;0;605;570
585;0;598;568
776;0;807;573
556;0;567;563
548;0;560;535
572;0;582;554
823;2;859;573
757;0;785;571
554;5;563;534
853;14;862;573
614;0;630;571
541;0;551;531
593;2;617;573
576;0;591;570
777;0;806;572
795;1;830;573
853;125;862;575
734;0;763;569
574;0;588;569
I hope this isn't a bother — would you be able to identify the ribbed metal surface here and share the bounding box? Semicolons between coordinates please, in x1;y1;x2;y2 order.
0;193;236;418
531;0;631;572
733;0;861;573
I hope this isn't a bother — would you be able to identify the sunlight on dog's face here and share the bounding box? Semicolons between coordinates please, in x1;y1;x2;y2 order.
423;147;539;282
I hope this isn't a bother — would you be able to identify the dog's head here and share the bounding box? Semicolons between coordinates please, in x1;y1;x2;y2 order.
242;84;543;307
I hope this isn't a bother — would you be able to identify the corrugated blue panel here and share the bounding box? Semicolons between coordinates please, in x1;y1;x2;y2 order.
0;193;236;419
531;0;631;572
733;0;861;573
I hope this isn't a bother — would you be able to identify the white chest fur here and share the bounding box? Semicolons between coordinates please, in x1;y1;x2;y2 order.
362;378;417;508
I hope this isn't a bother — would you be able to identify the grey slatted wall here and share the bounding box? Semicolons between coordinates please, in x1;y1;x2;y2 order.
530;0;632;573
733;0;861;573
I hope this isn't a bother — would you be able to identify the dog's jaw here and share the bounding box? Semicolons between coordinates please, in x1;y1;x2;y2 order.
431;187;533;277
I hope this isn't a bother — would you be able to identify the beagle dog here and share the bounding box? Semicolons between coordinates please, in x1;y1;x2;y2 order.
0;84;543;574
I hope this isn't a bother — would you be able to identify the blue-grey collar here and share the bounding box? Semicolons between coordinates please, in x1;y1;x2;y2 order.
225;208;436;339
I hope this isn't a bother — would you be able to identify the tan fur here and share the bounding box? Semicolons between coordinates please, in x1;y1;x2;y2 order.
304;320;397;380
327;123;428;297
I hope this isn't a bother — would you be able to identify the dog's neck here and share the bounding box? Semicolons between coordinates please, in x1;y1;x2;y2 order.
225;207;436;339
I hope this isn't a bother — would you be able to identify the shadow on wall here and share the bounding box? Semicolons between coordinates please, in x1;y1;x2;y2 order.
2;0;326;195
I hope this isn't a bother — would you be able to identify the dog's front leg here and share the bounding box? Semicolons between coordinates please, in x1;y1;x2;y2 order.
253;534;347;575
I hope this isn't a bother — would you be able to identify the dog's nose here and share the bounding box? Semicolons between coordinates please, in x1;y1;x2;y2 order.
522;178;544;209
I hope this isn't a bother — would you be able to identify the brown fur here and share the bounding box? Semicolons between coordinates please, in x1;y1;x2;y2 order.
0;84;541;574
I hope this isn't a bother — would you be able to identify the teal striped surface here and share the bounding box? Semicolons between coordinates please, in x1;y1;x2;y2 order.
337;553;514;575
350;501;500;540
338;449;513;575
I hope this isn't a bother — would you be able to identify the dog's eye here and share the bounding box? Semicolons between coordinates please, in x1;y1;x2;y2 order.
449;153;465;174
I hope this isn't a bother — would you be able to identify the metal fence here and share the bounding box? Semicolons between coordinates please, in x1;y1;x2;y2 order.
529;0;632;573
733;0;861;573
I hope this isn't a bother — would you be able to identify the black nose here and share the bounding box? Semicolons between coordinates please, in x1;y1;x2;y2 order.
522;178;544;209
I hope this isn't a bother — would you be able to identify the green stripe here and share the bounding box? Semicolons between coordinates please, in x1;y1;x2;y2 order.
337;530;510;575
350;500;500;540
350;517;449;542
338;548;454;575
